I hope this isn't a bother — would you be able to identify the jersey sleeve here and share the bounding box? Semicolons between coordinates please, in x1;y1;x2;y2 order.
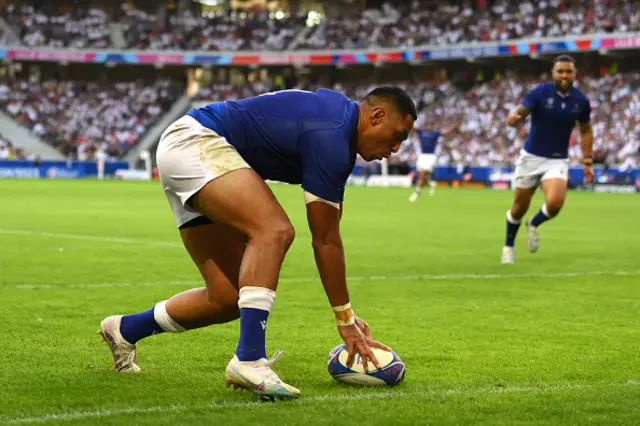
300;129;352;203
578;98;592;123
522;85;543;111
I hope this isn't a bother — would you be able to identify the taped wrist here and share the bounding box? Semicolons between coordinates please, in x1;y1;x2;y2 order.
332;302;355;327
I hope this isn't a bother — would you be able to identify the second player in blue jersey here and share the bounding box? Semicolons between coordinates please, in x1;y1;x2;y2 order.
501;55;594;264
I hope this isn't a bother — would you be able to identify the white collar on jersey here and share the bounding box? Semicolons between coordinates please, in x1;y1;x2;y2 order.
556;89;570;98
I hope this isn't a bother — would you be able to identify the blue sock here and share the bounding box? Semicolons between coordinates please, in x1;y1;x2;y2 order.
120;308;165;344
236;308;269;361
530;205;552;227
505;211;521;247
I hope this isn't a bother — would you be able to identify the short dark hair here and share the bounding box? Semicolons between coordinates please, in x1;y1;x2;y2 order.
364;86;418;120
553;55;575;66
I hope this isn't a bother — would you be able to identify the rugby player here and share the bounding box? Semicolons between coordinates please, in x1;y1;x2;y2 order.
502;56;594;264
409;119;459;201
99;87;416;400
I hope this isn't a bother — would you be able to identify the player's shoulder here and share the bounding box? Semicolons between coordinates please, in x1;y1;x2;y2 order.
570;86;590;102
531;82;554;93
314;88;355;112
315;88;350;101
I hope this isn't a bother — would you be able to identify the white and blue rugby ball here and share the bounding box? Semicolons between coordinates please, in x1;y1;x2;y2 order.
327;344;405;386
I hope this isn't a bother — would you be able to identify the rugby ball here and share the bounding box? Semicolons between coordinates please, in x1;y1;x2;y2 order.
327;344;405;386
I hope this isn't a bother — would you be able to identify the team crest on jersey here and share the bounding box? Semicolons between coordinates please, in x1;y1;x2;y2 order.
546;97;554;108
572;103;580;112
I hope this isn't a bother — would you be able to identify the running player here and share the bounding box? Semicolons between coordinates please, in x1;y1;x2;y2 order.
98;87;416;400
409;119;459;202
501;55;594;264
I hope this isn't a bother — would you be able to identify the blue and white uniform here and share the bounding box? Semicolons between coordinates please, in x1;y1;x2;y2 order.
415;129;441;172
155;89;359;226
514;82;591;189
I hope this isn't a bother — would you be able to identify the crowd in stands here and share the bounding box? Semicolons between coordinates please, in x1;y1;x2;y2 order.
120;4;305;51
1;1;639;51
0;79;183;160
2;3;111;48
298;0;640;50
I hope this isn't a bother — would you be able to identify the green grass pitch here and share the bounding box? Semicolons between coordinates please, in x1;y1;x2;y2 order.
0;179;639;425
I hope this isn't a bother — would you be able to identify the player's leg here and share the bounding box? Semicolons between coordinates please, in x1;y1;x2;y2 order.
410;169;427;202
190;170;299;399
164;117;297;398
526;177;567;253
164;221;246;329
502;187;536;263
525;159;569;253
426;170;437;196
99;219;245;372
502;154;540;263
160;115;294;364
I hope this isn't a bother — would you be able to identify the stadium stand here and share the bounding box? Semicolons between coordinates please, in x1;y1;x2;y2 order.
297;1;640;50
0;78;183;160
1;1;639;51
120;3;306;51
2;3;111;48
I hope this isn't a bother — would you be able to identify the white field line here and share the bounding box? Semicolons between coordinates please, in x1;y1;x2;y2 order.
9;270;640;290
0;229;183;248
1;380;639;424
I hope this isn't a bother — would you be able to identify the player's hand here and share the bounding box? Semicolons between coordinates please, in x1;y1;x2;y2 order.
583;165;594;184
338;317;390;372
506;112;523;127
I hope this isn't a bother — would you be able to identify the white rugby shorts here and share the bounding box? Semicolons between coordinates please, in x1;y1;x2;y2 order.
513;150;569;189
416;154;437;172
155;115;251;227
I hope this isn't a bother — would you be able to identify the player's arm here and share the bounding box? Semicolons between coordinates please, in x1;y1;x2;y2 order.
302;131;389;369
306;198;348;307
506;105;530;127
305;198;388;370
578;101;594;183
507;85;540;127
440;121;460;136
578;121;593;161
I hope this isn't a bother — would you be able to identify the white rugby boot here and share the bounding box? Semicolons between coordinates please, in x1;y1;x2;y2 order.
409;192;420;202
98;315;141;373
501;246;515;264
225;350;300;400
526;220;540;253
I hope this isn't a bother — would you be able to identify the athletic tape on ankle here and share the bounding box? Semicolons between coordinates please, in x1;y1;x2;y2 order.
238;286;276;312
153;300;186;333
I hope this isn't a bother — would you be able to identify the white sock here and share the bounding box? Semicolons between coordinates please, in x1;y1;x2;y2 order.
153;300;186;333
541;203;552;218
415;187;422;194
238;286;276;311
506;210;522;225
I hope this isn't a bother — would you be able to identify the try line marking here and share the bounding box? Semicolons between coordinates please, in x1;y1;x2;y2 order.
9;270;640;290
1;380;638;424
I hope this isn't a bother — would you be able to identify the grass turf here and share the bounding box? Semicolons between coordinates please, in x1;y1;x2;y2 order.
0;179;639;425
